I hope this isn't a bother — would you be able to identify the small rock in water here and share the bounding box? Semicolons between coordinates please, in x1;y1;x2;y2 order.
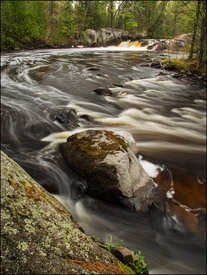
113;83;124;88
87;67;100;71
79;114;93;122
96;73;108;78
93;87;113;96
172;73;183;78
54;109;78;124
158;72;168;76
140;63;150;67
70;179;88;199
150;58;162;68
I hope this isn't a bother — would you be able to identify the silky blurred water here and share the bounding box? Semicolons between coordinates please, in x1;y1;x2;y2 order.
1;47;206;274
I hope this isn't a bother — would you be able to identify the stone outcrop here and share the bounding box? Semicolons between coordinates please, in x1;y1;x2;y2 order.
0;150;133;274
166;33;192;51
60;130;156;212
119;33;192;51
80;28;129;47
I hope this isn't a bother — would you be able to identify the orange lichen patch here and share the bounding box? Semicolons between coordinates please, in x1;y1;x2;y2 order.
8;179;18;192
66;259;126;274
33;184;46;197
47;200;66;214
31;184;65;214
24;186;44;201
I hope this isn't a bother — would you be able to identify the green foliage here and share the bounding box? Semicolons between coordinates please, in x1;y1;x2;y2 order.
1;1;47;49
57;2;78;38
162;57;206;76
131;250;149;275
88;235;100;243
105;235;124;254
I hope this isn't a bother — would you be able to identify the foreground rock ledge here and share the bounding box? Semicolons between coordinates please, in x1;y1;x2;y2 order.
60;130;156;212
0;150;133;274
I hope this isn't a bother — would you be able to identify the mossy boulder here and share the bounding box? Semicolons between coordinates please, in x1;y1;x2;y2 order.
0;150;129;274
60;130;156;212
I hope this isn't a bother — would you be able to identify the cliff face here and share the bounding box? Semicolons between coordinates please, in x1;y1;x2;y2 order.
0;150;129;274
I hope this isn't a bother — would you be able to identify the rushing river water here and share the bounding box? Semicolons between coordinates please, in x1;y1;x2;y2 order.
1;47;206;274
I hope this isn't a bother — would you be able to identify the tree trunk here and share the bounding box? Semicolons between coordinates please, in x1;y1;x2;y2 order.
110;1;114;28
116;15;123;29
198;1;206;68
172;9;178;36
189;0;200;59
149;1;166;35
49;0;54;35
81;1;90;33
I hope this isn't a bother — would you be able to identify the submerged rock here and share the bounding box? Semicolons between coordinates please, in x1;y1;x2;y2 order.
93;87;113;96
150;58;162;68
60;130;156;212
54;109;78;124
87;67;101;71
0;150;129;274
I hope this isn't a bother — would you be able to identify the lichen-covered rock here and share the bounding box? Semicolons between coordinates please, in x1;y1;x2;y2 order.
60;130;156;212
80;28;129;46
0;150;128;274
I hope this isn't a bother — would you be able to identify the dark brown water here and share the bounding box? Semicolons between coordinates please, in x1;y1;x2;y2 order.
1;47;206;274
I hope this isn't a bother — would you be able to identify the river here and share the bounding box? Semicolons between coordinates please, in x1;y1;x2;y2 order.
1;47;206;274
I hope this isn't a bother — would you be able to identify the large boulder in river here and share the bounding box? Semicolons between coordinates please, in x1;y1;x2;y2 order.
1;150;130;274
60;130;156;212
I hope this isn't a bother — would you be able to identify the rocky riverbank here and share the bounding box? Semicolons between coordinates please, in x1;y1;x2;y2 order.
2;28;192;52
1;150;149;274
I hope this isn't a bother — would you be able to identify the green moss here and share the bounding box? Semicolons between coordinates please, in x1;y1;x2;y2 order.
162;58;206;76
104;131;128;152
69;130;128;161
119;262;136;274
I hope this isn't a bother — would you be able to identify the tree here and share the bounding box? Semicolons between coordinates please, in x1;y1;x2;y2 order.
57;1;78;39
147;1;167;37
81;1;91;32
1;1;47;49
189;0;200;59
197;0;207;68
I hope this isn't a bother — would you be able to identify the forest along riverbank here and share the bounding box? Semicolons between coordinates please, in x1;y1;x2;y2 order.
1;47;206;274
